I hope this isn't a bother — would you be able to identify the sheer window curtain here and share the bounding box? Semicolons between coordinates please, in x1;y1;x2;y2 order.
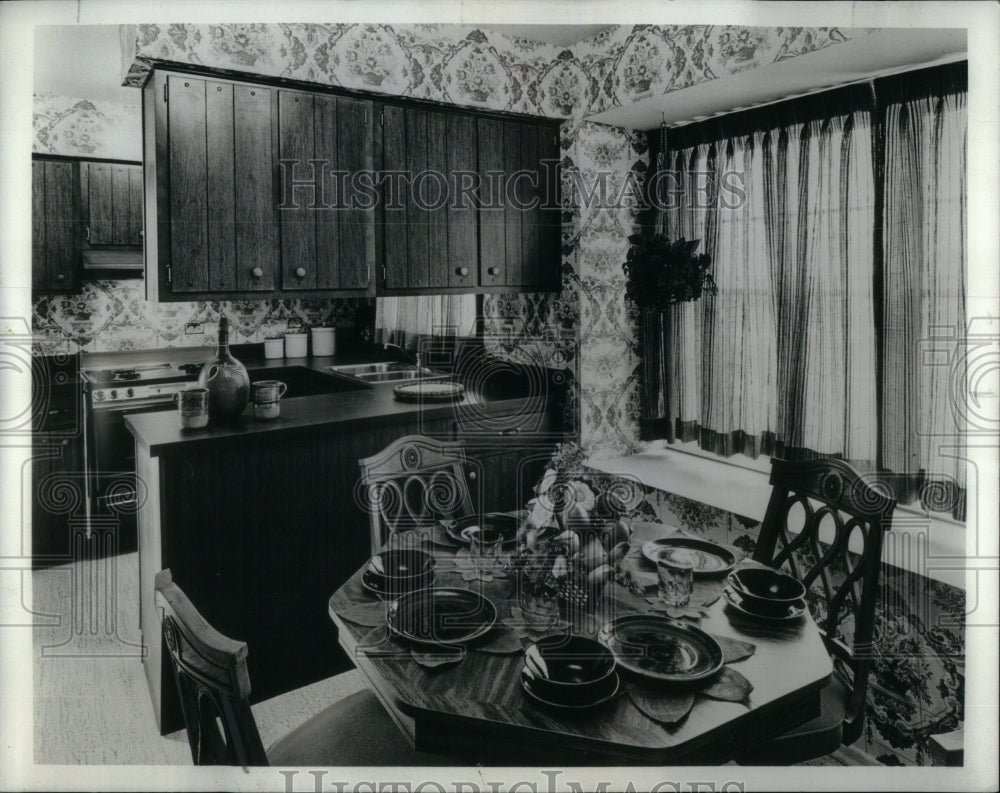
374;295;477;349
882;89;967;514
652;109;878;464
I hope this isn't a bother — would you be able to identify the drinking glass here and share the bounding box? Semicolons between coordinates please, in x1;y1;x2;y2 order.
657;548;695;607
469;528;504;575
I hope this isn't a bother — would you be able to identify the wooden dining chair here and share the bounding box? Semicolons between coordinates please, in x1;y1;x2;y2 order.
154;568;451;766
358;434;477;554
735;458;896;765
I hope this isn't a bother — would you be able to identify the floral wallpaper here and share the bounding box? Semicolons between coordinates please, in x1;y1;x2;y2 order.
643;487;965;767
32;279;366;354
33;92;142;161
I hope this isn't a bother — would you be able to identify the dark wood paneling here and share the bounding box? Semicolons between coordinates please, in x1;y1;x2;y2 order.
44;160;78;290
503;121;523;287
425;110;450;289
477;117;505;287
404;108;430;288
278;90;317;289
234;84;275;291
143;416;452;733
32;161;46;292
87;162;114;245
206;80;237;291
538;124;561;289
313;94;340;290
127;166;144;246
448;113;477;289
382;104;408;290
337;97;374;290
166;75;209;292
111;165;131;245
519;124;540;288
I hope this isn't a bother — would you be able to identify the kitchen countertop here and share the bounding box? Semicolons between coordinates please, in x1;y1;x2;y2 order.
125;350;554;457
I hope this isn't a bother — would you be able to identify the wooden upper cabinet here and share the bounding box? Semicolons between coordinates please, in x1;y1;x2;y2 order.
478;118;561;291
277;89;375;292
382;105;478;292
82;161;143;247
145;70;280;299
32;158;81;293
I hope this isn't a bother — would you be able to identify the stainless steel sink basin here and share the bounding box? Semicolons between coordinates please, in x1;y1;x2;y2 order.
326;363;449;384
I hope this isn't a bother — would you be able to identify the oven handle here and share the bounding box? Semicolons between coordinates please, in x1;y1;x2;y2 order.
91;398;177;413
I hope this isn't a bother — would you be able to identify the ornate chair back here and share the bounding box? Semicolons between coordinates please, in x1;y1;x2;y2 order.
154;569;268;766
358;434;476;553
753;458;896;745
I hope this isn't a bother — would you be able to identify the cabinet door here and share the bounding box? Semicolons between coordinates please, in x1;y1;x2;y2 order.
278;90;317;289
32;436;84;566
84;162;144;247
166;75;210;292
164;75;276;293
382;106;477;291
478;119;560;290
32;159;80;292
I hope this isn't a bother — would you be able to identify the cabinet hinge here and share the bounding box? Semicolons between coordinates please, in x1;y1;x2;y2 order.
382;264;387;285
167;265;172;285
163;81;168;103
379;109;384;127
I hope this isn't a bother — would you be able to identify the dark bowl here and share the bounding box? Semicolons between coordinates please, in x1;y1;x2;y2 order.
727;568;806;615
522;634;616;706
368;549;436;580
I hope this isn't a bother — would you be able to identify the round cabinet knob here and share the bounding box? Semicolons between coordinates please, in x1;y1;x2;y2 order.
55;273;65;282
456;266;469;276
487;267;500;276
252;267;264;278
295;267;306;278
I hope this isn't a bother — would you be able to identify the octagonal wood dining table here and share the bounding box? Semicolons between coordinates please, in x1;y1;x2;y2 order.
326;521;833;765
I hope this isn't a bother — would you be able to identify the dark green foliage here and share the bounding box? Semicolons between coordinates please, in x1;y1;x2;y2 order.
623;233;717;309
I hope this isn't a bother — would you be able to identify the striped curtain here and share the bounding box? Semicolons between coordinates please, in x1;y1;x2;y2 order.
653;110;878;463
882;89;967;514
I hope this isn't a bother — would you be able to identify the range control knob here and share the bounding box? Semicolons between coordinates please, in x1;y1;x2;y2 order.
126;388;135;398
94;390;105;401
109;390;118;400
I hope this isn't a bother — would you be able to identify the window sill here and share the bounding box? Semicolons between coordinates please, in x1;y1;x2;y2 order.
587;440;967;589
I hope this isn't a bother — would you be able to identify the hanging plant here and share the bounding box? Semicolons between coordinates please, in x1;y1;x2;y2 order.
622;233;717;310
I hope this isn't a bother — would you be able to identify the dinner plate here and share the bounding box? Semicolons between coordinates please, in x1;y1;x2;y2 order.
597;614;724;684
520;668;621;711
386;587;498;646
641;536;738;577
361;568;435;598
723;586;806;622
445;513;520;547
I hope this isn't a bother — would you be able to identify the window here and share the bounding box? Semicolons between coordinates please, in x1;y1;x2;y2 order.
642;62;967;519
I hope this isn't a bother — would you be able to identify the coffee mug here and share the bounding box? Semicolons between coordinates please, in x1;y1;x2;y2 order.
174;387;209;429
251;379;287;420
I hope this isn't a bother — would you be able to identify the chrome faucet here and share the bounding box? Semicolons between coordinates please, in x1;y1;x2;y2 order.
384;342;422;370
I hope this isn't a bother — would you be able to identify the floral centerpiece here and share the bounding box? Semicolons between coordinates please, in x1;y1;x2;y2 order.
513;443;645;619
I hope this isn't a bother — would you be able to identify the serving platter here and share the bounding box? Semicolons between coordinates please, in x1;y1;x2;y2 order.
445;513;520;547
597;614;724;684
386;587;497;646
641;536;738;577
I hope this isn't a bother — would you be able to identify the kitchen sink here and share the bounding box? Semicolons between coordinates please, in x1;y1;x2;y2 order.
326;363;449;384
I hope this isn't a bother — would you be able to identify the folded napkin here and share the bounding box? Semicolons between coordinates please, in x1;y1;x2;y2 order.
358;625;465;669
451;547;508;583
334;601;388;628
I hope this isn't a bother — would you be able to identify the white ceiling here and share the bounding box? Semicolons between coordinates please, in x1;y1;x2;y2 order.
588;27;968;131
34;25;137;104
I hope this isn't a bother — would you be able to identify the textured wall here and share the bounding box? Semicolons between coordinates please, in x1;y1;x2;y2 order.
33;92;142;160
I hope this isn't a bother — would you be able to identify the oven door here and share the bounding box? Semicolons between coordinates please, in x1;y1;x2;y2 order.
88;399;175;541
